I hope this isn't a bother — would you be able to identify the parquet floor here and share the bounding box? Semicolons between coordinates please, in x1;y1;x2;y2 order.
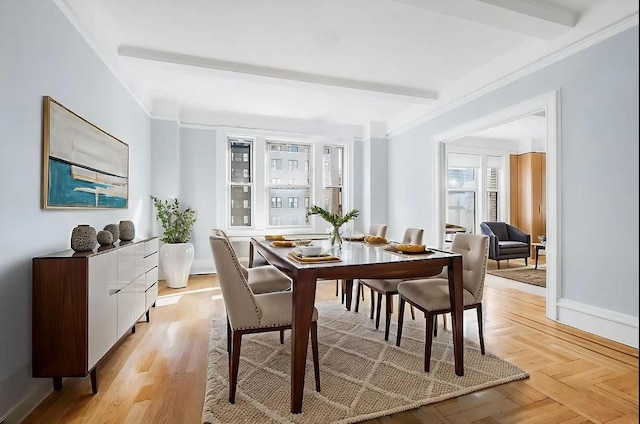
22;259;638;423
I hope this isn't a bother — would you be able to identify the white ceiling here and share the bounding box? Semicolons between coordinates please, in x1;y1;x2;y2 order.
56;0;637;134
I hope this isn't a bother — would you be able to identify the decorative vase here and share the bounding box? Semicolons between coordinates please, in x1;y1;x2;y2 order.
103;223;119;242
330;225;343;249
97;230;114;246
119;220;135;241
71;225;97;252
160;242;194;288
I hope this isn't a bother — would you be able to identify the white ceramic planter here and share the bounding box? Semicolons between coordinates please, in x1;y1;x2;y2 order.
160;242;194;289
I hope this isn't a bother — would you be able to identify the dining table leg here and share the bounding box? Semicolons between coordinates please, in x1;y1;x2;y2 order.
343;279;354;310
448;256;465;376
291;269;318;413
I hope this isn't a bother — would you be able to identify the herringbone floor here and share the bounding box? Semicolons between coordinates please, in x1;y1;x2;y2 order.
23;260;638;423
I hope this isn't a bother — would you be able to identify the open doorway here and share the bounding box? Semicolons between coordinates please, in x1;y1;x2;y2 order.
431;90;561;320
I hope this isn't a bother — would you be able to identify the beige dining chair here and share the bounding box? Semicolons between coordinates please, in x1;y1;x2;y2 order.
212;229;291;294
209;234;321;403
355;227;423;341
396;232;489;371
336;224;389;304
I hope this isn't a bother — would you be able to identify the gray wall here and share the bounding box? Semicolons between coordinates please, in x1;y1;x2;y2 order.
0;0;152;420
179;127;217;271
388;27;639;318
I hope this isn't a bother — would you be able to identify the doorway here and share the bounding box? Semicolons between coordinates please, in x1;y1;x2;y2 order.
431;90;561;320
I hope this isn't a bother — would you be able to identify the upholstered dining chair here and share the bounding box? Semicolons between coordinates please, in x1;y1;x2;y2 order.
209;234;321;403
336;224;389;304
355;227;424;341
396;232;489;372
212;229;291;295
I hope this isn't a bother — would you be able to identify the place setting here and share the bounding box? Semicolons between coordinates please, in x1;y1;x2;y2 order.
287;243;342;263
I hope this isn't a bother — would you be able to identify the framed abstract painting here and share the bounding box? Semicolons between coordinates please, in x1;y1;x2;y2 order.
42;96;129;209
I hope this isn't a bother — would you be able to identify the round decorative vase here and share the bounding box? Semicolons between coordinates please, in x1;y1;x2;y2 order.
160;243;194;289
103;223;119;242
71;225;97;252
119;220;135;241
97;230;114;246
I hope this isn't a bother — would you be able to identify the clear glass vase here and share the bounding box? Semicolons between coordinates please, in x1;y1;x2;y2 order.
330;225;343;249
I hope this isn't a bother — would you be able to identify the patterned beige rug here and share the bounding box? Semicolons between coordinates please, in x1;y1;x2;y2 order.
487;267;546;287
202;301;528;424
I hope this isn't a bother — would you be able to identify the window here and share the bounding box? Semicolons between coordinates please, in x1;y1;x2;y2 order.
323;146;344;215
447;167;476;233
229;138;252;227
271;159;282;170
486;167;499;222
267;141;311;227
271;197;282;208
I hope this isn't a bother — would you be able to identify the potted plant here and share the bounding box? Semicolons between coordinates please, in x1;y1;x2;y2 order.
151;195;197;288
306;205;360;249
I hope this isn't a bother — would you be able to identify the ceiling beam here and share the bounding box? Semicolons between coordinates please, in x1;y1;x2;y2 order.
390;0;577;39
117;45;438;104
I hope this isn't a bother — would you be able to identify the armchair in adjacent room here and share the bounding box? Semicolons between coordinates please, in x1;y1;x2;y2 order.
479;222;530;269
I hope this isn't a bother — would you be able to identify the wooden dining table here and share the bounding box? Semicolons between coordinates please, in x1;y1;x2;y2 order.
250;238;464;414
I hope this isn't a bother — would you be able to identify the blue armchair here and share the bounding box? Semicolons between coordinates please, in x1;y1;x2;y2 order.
480;222;530;269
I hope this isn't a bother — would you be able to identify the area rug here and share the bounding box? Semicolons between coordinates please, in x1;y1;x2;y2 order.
201;301;528;424
487;267;546;287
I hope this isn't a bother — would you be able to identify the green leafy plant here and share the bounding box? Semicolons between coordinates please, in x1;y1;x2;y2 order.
150;195;197;243
306;205;360;227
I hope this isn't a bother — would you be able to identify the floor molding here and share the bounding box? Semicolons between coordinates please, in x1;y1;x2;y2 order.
557;298;639;348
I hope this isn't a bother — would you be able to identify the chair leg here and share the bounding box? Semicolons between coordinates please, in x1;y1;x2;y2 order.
280;329;284;344
361;284;365;300
340;280;345;304
226;318;231;359
384;293;392;341
354;280;361;313
410;305;415;320
425;313;434;372
375;293;382;329
497;260;500;270
311;322;321;392
476;304;485;355
229;331;242;403
442;313;447;330
434;315;438;337
525;257;528;266
335;280;339;296
369;289;375;319
396;298;406;347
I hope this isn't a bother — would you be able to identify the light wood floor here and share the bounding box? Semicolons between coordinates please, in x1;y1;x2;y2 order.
23;264;638;424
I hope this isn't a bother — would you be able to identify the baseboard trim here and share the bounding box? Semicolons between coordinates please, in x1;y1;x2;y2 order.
557;298;639;348
3;380;51;424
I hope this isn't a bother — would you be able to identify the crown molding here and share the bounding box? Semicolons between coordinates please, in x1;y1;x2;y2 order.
387;13;639;138
53;0;152;118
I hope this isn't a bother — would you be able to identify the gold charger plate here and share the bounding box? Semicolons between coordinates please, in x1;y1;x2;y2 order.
287;252;341;263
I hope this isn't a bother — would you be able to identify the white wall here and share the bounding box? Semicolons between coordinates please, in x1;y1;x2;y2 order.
388;26;639;342
0;0;152;420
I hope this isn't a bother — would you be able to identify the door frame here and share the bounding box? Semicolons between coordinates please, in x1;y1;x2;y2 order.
431;89;561;320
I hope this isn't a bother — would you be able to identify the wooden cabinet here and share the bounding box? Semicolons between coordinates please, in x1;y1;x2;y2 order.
32;237;158;393
510;152;546;257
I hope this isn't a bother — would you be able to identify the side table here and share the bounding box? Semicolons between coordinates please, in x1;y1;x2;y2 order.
532;243;546;269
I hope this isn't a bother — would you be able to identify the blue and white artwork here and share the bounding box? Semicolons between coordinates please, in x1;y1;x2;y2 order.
44;97;129;209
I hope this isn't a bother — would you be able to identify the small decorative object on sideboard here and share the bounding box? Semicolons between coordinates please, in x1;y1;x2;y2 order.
97;230;114;246
103;223;119;242
119;220;135;241
70;225;97;252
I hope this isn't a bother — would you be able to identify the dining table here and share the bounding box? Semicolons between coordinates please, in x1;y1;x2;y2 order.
250;238;464;414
